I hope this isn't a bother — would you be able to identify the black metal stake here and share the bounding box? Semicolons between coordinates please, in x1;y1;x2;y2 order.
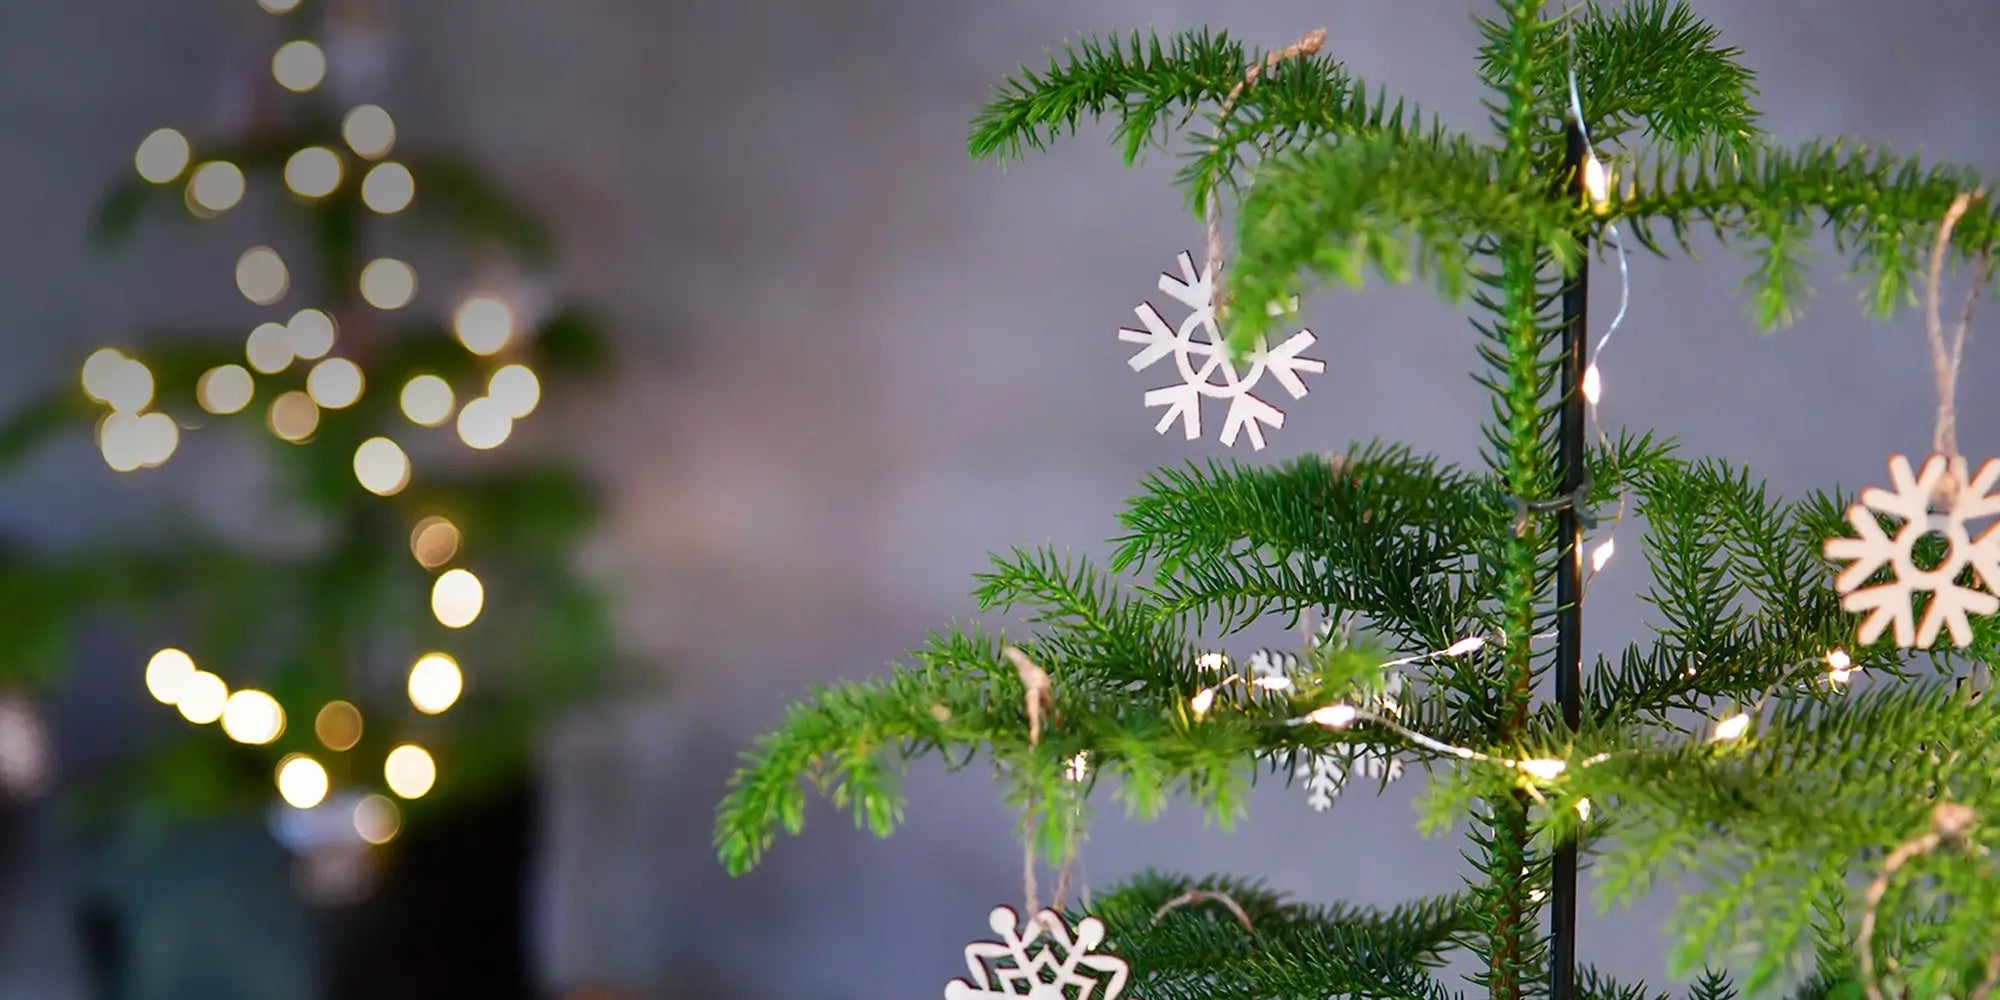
1550;118;1591;1000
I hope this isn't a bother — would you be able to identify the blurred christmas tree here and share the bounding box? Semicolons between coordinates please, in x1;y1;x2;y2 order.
0;0;619;905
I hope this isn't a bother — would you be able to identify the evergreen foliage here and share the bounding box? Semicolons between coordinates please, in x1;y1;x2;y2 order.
0;0;619;831
718;2;2000;996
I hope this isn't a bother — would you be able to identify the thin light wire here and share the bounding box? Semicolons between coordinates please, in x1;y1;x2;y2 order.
1562;25;1636;595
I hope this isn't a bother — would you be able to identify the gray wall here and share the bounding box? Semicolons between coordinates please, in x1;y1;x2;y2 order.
4;1;1998;997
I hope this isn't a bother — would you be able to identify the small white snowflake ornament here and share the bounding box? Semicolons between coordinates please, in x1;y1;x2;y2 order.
1823;453;2000;648
1118;251;1323;450
1246;647;1405;812
944;905;1130;1000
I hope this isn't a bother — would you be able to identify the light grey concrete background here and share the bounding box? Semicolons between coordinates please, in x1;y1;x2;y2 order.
3;1;1997;997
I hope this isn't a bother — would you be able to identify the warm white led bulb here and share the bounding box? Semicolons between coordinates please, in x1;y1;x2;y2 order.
359;258;416;310
1581;154;1610;210
269;390;321;442
287;309;337;360
452;296;514;355
400;375;455;427
198;365;255;415
276;754;329;809
342;105;396;159
85;352;153;413
1711;712;1751;742
132;412;179;467
361;162;414;213
236;247;290;305
145;648;196;705
1308;704;1359;729
431;569;484;629
221;690;285;745
384;744;437;799
135;128;191;183
306;357;364;409
177;671;229;725
1589;537;1616;573
98;414;146;473
352;437;411;496
284;146;343;198
1517;758;1567;781
455;397;512;450
187;161;245;213
246;322;296;374
487;364;540;418
407;653;463;715
272;40;327;93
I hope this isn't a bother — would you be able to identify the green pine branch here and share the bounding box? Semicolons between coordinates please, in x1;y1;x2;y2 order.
1423;682;2000;994
966;27;1439;218
1225;132;1576;346
1546;0;1761;157
1609;140;1997;328
1088;871;1472;1000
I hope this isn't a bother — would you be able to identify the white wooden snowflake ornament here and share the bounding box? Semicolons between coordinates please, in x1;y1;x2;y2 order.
1118;251;1323;450
1823;453;2000;648
944;905;1130;1000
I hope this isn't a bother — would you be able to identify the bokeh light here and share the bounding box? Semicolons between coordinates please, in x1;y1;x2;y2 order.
221;690;286;745
359;258;415;310
269;390;320;442
407;653;463;715
177;671;228;725
342;105;396;159
135;128;190;183
352;437;411;496
100;412;174;470
132;412;179;467
284;146;343;198
360;162;414;214
197;364;255;415
187;161;245;213
80;348;126;403
384;744;436;799
287;308;337;360
246;322;295;374
452;295;514;355
488;364;541;418
145;648;196;705
399;374;454;427
314;701;363;752
98;415;144;472
236;246;290;305
272;40;327;93
430;568;484;629
306;357;364;409
353;795;401;845
455;397;512;450
258;0;301;12
276;754;330;809
81;349;153;412
409;516;460;569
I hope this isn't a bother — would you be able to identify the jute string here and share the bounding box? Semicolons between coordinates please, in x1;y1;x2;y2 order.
1201;29;1327;316
1002;646;1074;931
1925;191;1993;502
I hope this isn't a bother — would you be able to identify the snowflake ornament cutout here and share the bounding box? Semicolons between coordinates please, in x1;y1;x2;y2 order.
1823;453;2000;648
1118;251;1323;450
1244;646;1406;812
944;905;1130;1000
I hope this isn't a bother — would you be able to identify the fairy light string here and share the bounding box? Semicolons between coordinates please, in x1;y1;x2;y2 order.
1176;625;1865;819
102;0;561;838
